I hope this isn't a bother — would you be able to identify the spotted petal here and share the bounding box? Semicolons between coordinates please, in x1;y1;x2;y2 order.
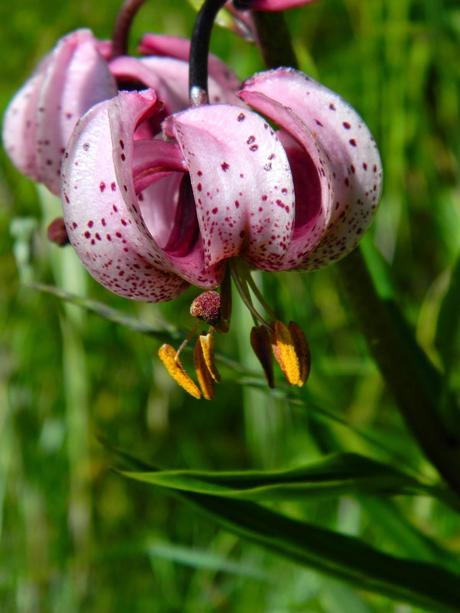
36;29;117;194
164;104;295;271
3;29;117;195
61;90;188;302
138;34;240;92
2;64;48;181
109;93;225;288
240;68;382;269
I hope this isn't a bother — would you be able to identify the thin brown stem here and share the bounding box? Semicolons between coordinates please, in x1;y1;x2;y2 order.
112;0;147;58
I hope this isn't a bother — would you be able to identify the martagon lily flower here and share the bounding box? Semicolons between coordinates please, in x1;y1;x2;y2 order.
60;67;382;396
2;30;238;197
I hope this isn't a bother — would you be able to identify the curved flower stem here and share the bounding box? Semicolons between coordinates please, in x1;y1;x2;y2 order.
189;0;227;105
112;0;147;58
252;11;298;69
251;10;460;496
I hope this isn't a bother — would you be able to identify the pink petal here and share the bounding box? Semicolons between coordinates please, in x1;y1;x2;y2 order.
110;55;239;117
240;68;382;269
238;89;334;269
109;56;187;112
240;0;316;9
35;29;117;194
164;104;295;271
108;92;224;288
2;69;45;181
138;34;240;92
61;91;188;302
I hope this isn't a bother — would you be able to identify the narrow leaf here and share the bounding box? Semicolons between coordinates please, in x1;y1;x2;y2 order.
120;452;451;504
435;255;460;370
120;464;460;611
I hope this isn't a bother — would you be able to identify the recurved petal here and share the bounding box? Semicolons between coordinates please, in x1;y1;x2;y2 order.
164;104;295;271
2;70;44;181
35;29;117;194
140;57;239;107
138;34;240;92
61;91;187;302
239;89;334;268
240;68;382;269
235;0;316;9
110;92;224;289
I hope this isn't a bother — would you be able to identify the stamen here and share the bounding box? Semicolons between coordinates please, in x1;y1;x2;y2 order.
217;266;232;333
158;344;201;399
271;321;302;386
288;321;311;386
244;271;277;321
194;338;215;400
198;332;220;382
175;322;200;359
250;325;275;388
230;261;266;326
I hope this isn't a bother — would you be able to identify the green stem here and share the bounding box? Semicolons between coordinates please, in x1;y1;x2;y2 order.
243;269;277;321
252;11;298;70
338;248;460;494
251;12;460;497
230;261;265;326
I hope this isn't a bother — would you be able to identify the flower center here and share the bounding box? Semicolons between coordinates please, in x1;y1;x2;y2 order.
132;139;199;256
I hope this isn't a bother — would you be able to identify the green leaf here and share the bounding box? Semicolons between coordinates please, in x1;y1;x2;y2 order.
120;452;455;506
116;453;460;612
436;255;460;371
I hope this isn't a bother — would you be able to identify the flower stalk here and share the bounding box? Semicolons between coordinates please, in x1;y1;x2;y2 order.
112;0;147;58
189;0;228;103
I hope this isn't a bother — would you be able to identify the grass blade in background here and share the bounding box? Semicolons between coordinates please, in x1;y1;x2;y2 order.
27;283;180;344
435;254;460;397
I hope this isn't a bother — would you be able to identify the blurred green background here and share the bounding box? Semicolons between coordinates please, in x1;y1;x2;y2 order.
1;0;460;611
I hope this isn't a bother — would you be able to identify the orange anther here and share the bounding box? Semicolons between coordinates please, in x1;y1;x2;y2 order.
288;321;311;386
271;321;304;387
158;344;201;399
250;325;275;388
198;333;220;382
193;339;215;400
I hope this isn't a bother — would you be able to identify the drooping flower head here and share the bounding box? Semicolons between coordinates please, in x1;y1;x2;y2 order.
62;69;381;299
60;63;382;396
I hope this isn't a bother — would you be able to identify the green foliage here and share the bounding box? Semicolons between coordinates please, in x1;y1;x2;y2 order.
1;0;460;612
